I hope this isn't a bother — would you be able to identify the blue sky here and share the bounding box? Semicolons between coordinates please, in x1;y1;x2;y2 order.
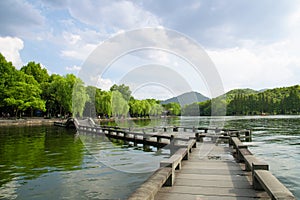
0;0;299;99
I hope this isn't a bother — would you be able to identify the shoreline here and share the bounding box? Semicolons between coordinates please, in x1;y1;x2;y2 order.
0;118;59;127
1;115;299;127
0;116;173;127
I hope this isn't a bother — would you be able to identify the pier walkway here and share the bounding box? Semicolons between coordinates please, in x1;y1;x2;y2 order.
55;118;296;200
155;142;268;199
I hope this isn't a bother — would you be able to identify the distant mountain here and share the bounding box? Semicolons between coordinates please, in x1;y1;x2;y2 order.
161;91;209;106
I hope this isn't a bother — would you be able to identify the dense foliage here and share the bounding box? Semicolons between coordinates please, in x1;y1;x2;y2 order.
1;53;299;118
0;54;168;118
226;86;300;115
182;87;300;116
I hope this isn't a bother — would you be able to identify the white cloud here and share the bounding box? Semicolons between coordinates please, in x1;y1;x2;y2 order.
204;4;300;92
63;32;81;45
61;43;97;60
66;65;81;71
207;40;300;91
0;0;44;37
96;78;114;91
67;0;161;31
0;36;24;68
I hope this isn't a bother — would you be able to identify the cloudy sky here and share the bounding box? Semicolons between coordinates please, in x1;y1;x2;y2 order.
0;0;299;99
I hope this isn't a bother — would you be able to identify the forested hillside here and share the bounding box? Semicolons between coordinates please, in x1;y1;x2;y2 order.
182;86;300;115
226;86;300;115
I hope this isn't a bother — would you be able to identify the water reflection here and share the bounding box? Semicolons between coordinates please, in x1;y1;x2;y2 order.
0;116;299;199
0;125;167;199
0;126;83;186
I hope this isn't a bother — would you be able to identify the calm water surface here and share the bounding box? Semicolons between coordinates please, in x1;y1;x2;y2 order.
0;116;299;199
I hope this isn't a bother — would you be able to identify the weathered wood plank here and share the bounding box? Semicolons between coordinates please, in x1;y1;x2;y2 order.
180;161;244;170
175;173;251;182
157;185;262;197
254;170;296;199
153;142;270;199
178;168;249;175
174;178;253;189
155;192;270;200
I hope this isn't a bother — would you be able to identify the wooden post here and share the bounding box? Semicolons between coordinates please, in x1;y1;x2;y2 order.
195;132;200;142
245;130;252;142
252;162;269;190
134;135;137;146
157;136;162;143
170;135;176;155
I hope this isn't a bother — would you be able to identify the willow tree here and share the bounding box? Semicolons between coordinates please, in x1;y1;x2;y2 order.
111;91;129;118
96;90;112;118
72;78;88;117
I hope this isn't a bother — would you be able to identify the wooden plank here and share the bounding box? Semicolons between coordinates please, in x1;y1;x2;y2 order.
181;162;243;170
175;173;251;182
158;185;260;197
128;168;172;200
174;178;253;189
254;170;296;199
178;168;249;176
152;142;270;200
155;192;270;200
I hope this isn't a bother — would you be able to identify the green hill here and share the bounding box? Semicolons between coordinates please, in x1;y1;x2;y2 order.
216;88;259;103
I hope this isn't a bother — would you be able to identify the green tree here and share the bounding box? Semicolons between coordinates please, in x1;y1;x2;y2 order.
110;84;132;101
20;61;50;84
49;74;77;117
182;103;200;116
4;72;45;117
111;91;129;118
96;90;112;118
83;86;97;117
72;79;88;117
0;54;19;109
163;103;181;116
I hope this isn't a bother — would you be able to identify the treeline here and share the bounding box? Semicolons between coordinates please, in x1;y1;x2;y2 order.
1;53;299;118
226;86;300;115
0;53;180;118
182;86;300;116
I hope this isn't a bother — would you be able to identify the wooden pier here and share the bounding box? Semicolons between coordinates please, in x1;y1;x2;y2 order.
57;118;296;200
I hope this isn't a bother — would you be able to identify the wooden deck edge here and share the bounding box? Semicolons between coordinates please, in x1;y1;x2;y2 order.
231;136;296;199
128;146;192;200
254;170;296;200
127;168;172;200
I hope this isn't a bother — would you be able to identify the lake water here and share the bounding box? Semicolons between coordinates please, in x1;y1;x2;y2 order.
0;116;299;199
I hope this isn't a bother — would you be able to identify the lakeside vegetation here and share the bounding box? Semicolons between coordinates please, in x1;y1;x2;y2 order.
1;53;299;118
182;86;300;116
